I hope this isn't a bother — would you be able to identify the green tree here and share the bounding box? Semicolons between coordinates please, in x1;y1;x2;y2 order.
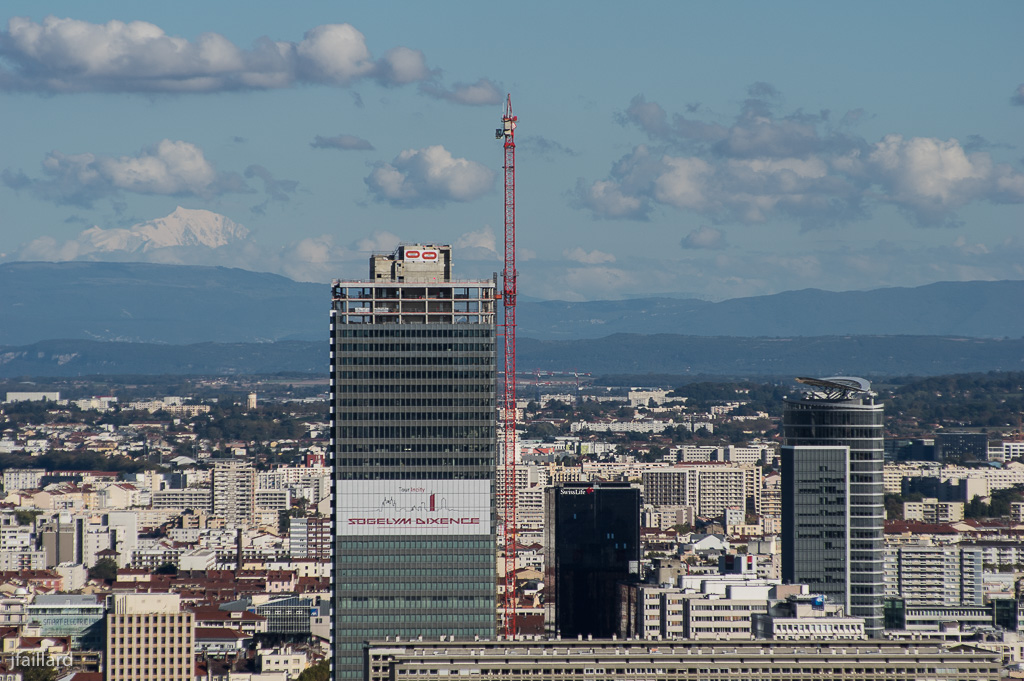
153;563;178;576
13;662;57;681
14;509;40;526
88;557;118;582
297;660;329;681
884;493;904;521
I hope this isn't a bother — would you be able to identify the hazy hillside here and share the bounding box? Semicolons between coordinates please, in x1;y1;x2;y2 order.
2;335;1022;378
3;261;1023;345
519;280;1024;339
0;261;324;345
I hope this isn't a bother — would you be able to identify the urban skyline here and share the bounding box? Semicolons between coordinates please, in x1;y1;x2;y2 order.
1;2;1023;302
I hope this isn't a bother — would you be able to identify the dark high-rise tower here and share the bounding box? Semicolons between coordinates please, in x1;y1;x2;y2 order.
782;376;885;638
544;482;640;638
330;245;497;678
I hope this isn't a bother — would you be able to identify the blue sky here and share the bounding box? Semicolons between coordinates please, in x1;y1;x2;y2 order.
1;1;1022;301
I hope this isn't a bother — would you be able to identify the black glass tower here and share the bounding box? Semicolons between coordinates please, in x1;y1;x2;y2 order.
330;245;497;678
782;376;885;638
544;482;640;638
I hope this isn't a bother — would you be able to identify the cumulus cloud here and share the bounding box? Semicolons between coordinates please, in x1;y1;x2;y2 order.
857;134;1024;226
352;231;401;253
455;226;500;260
420;77;503;105
563;247;616;264
0;16;483;99
310;134;374;151
364;145;494;207
2;139;247;207
576;86;1024;227
681;226;726;250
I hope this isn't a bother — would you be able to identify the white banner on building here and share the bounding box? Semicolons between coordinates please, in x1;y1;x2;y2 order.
336;480;491;536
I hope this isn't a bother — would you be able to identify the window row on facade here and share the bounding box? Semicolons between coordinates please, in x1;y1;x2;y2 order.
335;327;494;338
337;397;494;407
337;343;494;353
335;412;492;421
336;356;493;366
334;383;492;394
335;370;494;381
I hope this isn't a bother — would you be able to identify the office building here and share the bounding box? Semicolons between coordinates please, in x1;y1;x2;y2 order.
782;377;885;638
935;432;988;463
331;245;497;679
781;445;851;611
105;593;194;681
366;638;998;681
27;594;104;648
544;482;640;637
212;460;256;529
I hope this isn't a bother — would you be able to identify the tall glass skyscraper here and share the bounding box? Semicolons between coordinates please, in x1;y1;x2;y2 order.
781;377;885;638
330;245;497;678
544;482;640;637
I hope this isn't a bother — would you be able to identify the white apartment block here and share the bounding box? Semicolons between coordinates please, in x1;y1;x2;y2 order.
628;389;672;408
2;468;46;493
903;498;965;523
1004;442;1024;460
571;420;672;434
643;464;758;518
151;489;213;512
212;460;256;529
883;544;983;606
255;489;291;512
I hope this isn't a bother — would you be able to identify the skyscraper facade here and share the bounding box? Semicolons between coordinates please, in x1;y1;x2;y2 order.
544;482;640;637
780;445;850;610
782;377;885;638
331;245;497;679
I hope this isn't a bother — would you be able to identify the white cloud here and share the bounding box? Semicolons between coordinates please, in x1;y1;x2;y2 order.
563;247;616;264
863;134;1024;225
0;16;488;96
455;226;500;260
420;77;503;105
352;231;401;253
572;179;649;220
680;226;726;250
653;157;711;209
310;134;374;151
530;266;639;302
577;88;1024;228
295;23;374;84
375;47;433;85
364;145;494;207
3;140;247;207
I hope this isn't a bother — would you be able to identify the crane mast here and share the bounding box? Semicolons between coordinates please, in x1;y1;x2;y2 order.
495;94;518;639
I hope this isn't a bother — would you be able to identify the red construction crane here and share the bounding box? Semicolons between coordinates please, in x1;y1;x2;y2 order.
495;94;518;639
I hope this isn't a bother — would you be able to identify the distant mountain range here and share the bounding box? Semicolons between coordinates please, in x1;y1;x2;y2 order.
2;261;1023;345
0;261;322;345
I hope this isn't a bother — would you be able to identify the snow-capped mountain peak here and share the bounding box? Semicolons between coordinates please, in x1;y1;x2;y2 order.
81;207;249;253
